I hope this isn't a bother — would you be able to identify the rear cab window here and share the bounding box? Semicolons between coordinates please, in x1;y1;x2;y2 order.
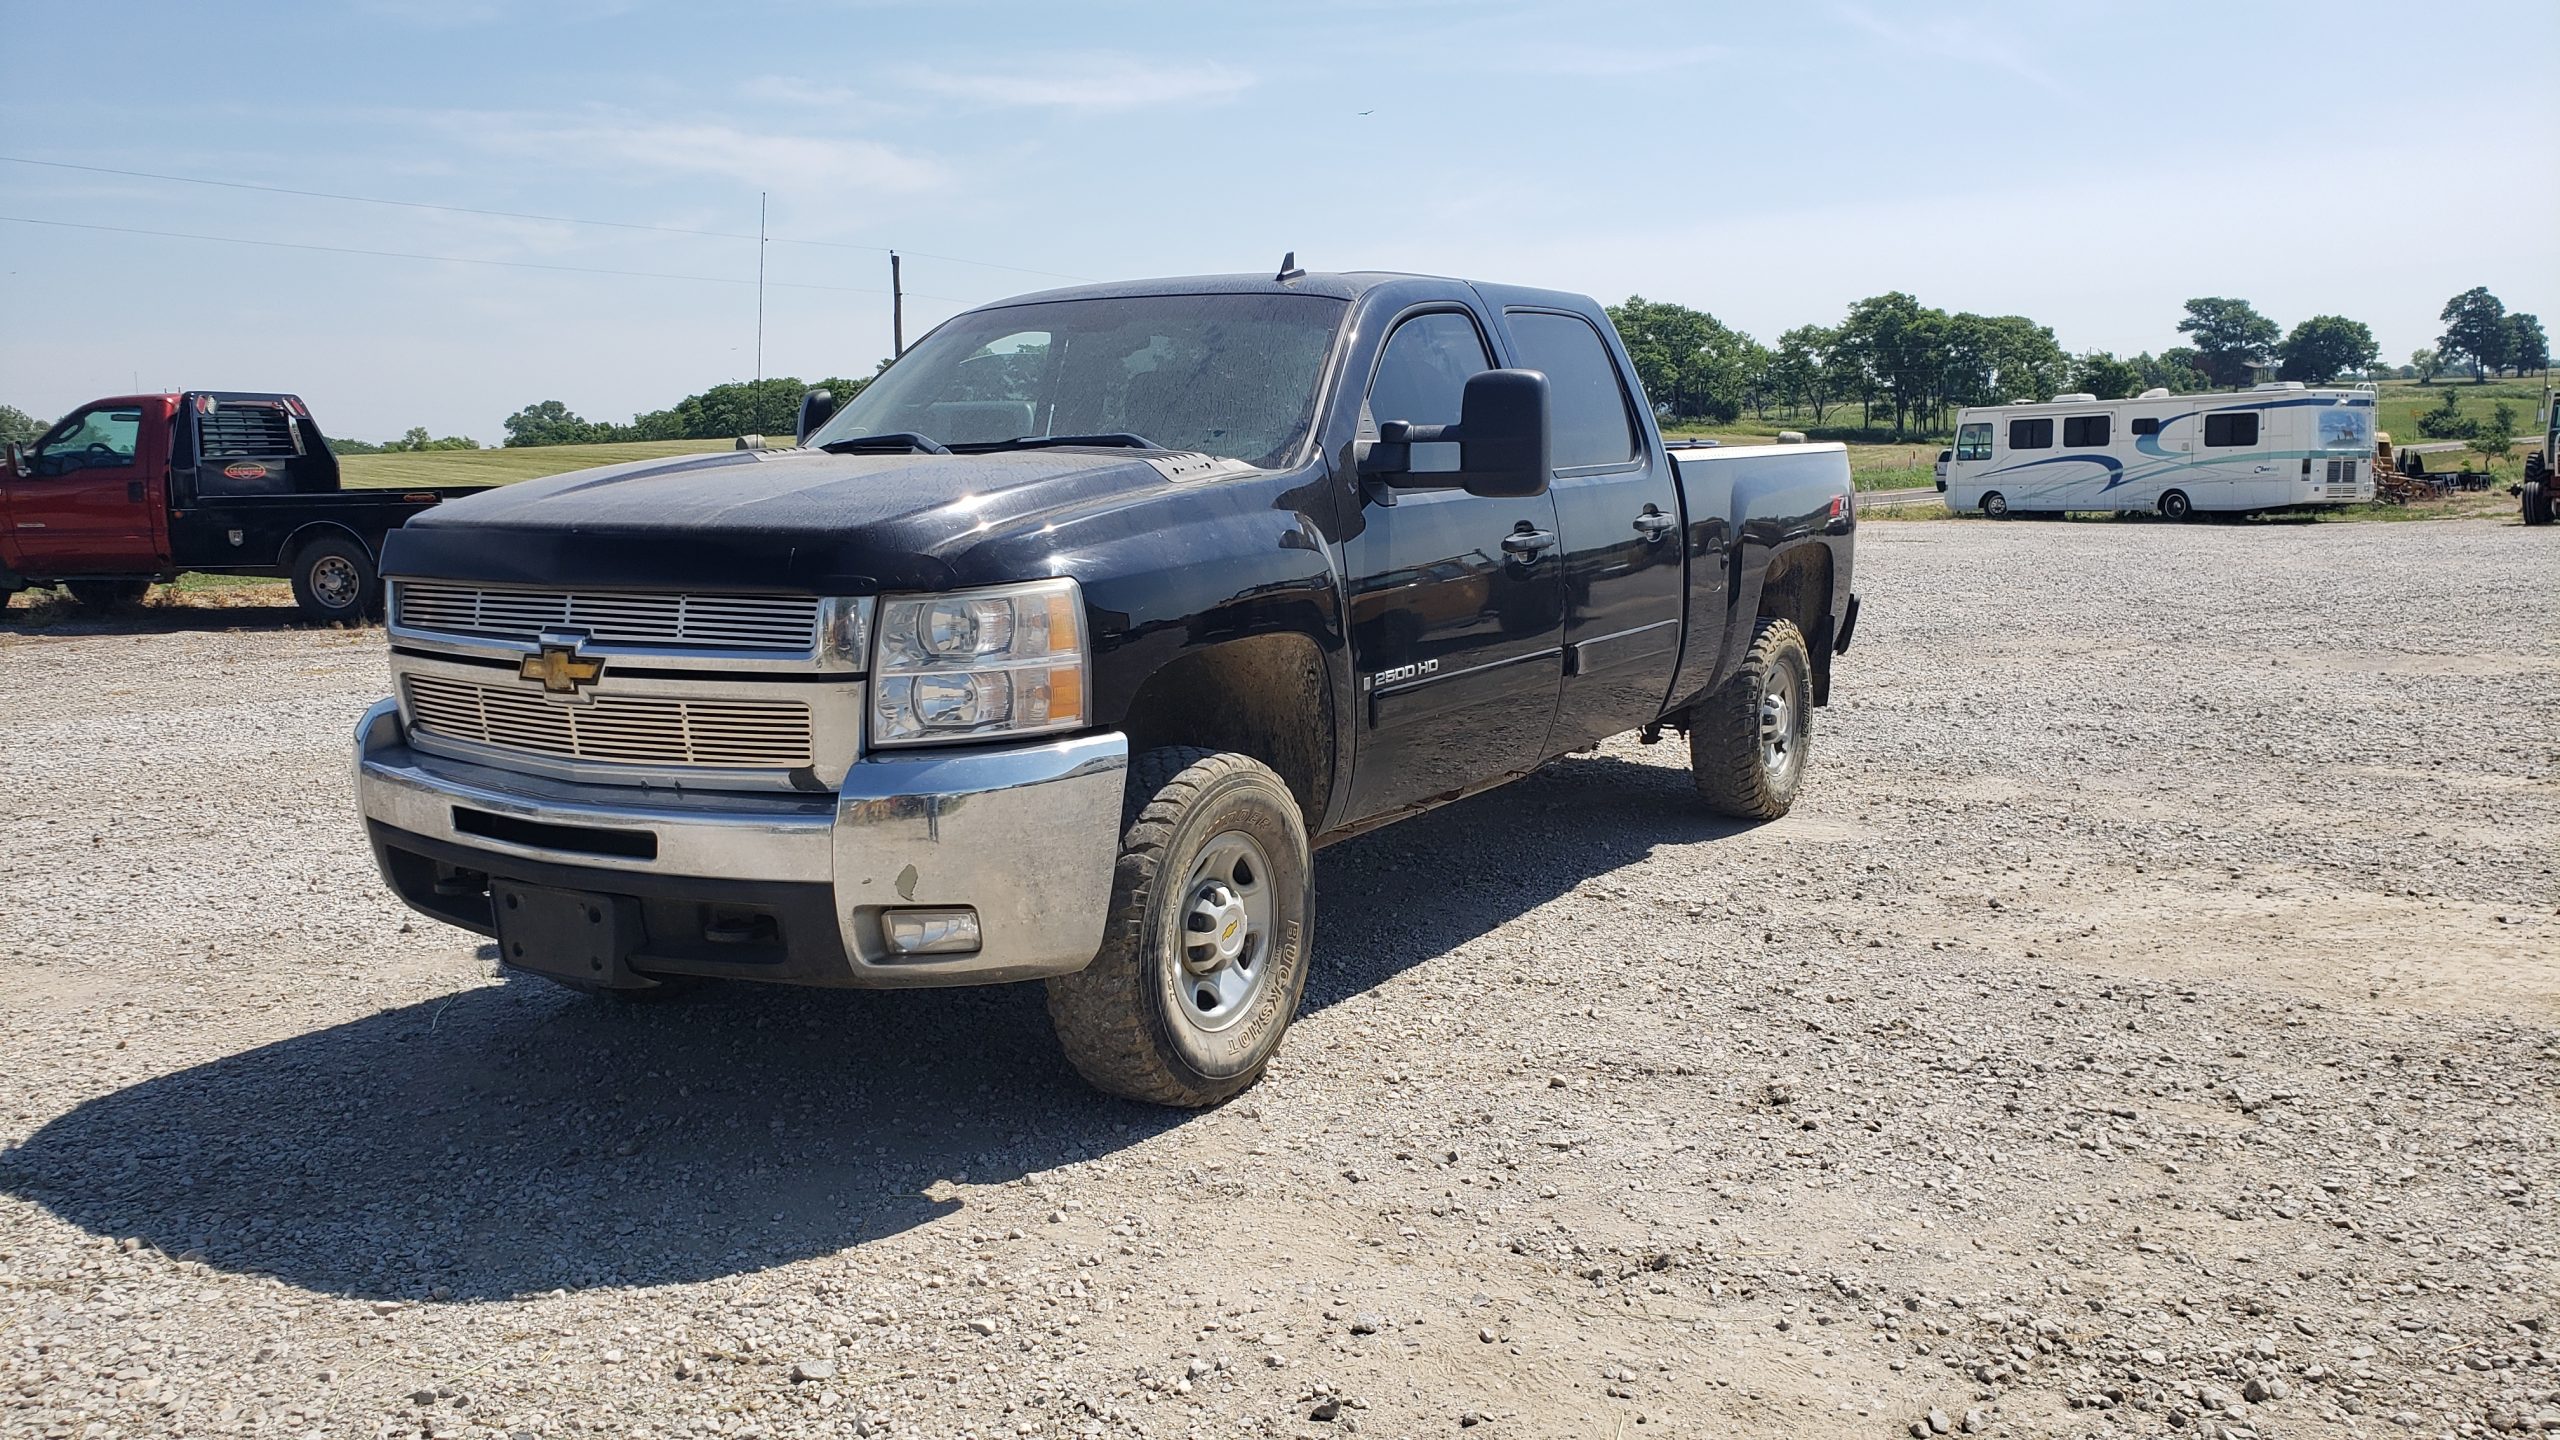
1504;310;1639;470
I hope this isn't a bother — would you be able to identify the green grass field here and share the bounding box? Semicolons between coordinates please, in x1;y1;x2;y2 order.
338;438;735;488
2371;378;2551;450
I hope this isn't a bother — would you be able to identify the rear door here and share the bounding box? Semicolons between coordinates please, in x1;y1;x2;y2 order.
1502;307;1684;753
8;401;160;571
1342;307;1566;821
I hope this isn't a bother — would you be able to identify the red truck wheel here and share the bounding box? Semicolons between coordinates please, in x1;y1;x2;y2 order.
289;536;382;624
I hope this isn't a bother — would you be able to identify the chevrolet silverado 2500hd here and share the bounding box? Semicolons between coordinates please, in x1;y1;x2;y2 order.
354;270;1860;1105
1;392;485;622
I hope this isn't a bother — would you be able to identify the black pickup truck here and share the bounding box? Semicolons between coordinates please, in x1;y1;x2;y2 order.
0;391;486;622
354;269;1859;1105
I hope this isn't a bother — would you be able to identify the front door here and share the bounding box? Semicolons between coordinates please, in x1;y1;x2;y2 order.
1343;308;1565;821
10;402;157;571
1504;308;1684;752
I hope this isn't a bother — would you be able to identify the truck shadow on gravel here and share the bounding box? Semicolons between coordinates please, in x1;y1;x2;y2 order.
0;601;330;636
0;752;1745;1301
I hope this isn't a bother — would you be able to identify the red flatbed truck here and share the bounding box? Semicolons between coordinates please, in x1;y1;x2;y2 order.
0;391;488;623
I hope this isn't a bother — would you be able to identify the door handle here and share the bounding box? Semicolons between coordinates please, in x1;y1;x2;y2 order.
1632;508;1676;541
1500;527;1557;561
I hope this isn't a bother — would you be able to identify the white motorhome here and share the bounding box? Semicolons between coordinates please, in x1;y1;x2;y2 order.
1943;383;2377;518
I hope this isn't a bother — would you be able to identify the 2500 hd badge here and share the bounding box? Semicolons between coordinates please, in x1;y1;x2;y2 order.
354;267;1859;1107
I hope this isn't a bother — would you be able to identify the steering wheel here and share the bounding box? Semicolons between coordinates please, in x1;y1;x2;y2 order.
83;443;120;458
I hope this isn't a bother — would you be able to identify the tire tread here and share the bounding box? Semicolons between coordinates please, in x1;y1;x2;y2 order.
1688;618;1811;821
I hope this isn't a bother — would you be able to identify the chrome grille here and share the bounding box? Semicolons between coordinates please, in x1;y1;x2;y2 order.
402;673;815;769
395;583;821;652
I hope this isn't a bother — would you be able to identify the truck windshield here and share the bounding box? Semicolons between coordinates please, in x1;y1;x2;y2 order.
809;292;1347;469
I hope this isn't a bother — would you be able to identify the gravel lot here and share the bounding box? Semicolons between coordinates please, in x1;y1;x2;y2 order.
2;516;2553;1440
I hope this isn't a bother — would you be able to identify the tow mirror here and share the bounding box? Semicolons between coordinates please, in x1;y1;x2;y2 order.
1360;368;1551;501
796;388;836;446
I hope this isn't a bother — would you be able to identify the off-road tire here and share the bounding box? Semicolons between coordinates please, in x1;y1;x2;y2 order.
2159;490;2193;521
2524;480;2553;527
65;579;148;612
1046;748;1312;1108
1689;618;1813;821
289;535;381;624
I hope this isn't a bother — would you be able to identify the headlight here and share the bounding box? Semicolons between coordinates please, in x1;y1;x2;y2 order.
871;577;1087;746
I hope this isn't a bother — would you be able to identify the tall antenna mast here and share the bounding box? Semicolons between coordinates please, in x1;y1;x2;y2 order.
891;251;905;358
754;191;767;384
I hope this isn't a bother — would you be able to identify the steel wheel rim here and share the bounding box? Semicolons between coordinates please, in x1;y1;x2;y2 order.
311;555;361;609
1760;665;1801;784
1171;829;1274;1035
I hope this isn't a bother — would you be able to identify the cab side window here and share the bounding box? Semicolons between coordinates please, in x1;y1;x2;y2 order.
1955;422;1993;461
1368;311;1492;474
30;407;141;478
1507;311;1637;470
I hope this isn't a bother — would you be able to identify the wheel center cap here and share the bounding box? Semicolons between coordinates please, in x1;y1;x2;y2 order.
1188;884;1250;971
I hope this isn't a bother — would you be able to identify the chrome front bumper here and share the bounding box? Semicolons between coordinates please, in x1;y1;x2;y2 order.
353;699;1127;986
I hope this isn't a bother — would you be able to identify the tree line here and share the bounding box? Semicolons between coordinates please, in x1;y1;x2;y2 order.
1608;287;2547;440
498;374;876;448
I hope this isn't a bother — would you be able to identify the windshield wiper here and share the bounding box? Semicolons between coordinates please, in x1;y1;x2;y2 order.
953;432;1162;453
819;431;950;455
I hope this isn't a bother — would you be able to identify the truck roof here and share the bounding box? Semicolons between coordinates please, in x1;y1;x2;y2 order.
980;270;1598;314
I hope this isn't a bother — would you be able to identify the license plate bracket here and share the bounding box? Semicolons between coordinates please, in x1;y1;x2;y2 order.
492;881;644;987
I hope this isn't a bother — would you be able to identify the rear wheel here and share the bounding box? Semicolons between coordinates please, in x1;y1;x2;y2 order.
289;535;380;624
2524;480;2553;527
66;579;148;613
1981;491;2009;518
2159;490;2193;521
1046;748;1312;1107
1689;618;1813;821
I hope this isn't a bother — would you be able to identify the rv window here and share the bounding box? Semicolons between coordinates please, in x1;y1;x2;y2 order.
1955;422;1992;461
2008;417;2053;450
2203;412;2260;448
2063;415;2110;448
2130;417;2161;436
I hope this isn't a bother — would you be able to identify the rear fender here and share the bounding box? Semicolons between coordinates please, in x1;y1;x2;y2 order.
276;521;371;571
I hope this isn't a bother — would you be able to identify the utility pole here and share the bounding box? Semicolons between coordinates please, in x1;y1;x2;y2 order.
890;251;905;358
754;192;767;384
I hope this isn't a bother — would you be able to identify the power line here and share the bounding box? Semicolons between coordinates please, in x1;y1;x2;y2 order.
0;153;1094;281
0;213;971;301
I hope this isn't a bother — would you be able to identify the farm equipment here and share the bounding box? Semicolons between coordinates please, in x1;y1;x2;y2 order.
2519;396;2556;527
2371;431;2493;506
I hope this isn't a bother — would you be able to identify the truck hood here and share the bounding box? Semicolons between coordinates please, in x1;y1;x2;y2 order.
381;445;1247;594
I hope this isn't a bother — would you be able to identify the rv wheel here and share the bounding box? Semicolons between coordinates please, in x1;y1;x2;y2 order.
2158;490;2193;522
1981;492;2009;519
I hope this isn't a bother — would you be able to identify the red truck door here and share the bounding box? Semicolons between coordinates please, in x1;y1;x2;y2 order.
8;400;165;572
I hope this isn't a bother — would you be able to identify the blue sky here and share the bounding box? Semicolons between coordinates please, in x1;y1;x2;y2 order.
4;0;2554;442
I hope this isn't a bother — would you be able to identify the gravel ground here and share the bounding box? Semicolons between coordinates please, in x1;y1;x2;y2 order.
1;516;2553;1440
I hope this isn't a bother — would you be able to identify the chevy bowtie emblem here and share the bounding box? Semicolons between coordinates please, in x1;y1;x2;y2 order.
521;640;604;697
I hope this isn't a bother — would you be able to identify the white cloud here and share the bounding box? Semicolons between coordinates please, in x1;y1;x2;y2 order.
428;108;945;194
1836;4;2065;96
903;53;1254;112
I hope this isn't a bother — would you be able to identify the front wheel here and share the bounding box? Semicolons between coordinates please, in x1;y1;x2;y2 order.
2159;490;2193;521
2524;480;2554;527
289;535;381;624
1981;491;2009;518
1689;617;1813;821
1046;748;1312;1107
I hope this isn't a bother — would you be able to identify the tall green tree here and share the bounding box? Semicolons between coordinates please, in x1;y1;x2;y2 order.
2133;349;2207;394
2437;287;2511;382
2507;313;2549;375
1833;292;1944;438
1605;297;1757;423
501;400;604;448
2409;347;2444;384
0;404;41;445
2176;298;2280;389
2275;315;2380;384
2070;352;2143;399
